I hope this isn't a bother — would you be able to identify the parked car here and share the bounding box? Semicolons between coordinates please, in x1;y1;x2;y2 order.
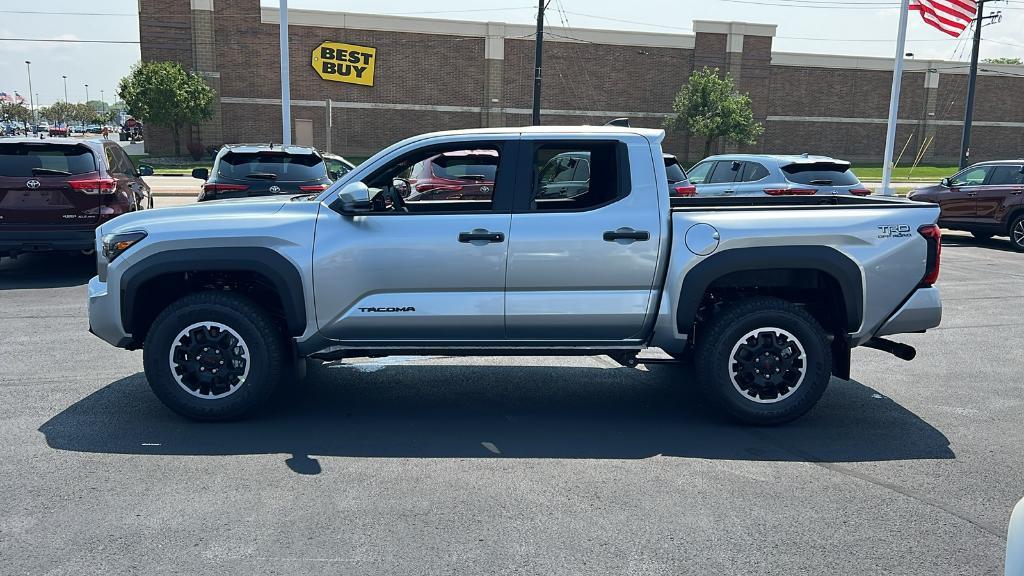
908;160;1024;251
402;149;499;202
88;126;942;425
687;154;871;197
664;153;696;197
37;122;50;132
48;126;69;137
321;152;356;181
0;138;153;256
193;144;332;202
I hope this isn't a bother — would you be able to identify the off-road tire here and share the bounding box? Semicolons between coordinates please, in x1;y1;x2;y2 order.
694;297;832;425
143;291;285;421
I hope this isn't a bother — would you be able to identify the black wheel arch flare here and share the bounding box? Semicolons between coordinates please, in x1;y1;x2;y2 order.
120;247;307;338
676;245;865;336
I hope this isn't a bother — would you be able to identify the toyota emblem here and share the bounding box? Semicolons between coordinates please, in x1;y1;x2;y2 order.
26;179;41;189
269;185;281;193
479;185;491;194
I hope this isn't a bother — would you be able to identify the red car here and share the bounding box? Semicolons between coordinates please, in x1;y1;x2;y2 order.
405;150;498;201
0;138;153;256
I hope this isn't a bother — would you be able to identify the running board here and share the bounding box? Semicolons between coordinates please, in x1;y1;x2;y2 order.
310;345;647;362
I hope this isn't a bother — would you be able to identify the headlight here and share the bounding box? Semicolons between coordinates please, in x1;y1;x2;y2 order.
101;231;147;262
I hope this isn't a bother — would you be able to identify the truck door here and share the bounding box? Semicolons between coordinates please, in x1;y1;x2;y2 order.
504;138;662;341
312;138;517;342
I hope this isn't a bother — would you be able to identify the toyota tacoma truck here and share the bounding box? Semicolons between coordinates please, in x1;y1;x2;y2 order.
87;126;942;425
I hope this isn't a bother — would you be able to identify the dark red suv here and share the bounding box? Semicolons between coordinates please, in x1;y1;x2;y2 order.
0;138;153;256
909;160;1024;251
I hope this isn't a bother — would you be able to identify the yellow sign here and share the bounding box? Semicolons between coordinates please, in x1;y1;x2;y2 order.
312;41;377;87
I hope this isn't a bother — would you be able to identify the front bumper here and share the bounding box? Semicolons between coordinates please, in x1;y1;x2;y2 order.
0;228;96;254
88;275;133;348
874;286;942;337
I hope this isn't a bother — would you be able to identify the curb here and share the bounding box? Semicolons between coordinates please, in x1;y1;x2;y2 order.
153;192;200;197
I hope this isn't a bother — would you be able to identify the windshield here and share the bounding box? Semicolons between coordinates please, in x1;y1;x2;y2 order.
0;143;97;177
217;151;327;181
781;162;860;186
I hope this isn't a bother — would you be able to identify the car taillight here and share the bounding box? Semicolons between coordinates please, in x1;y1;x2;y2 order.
918;224;941;286
764;188;817;196
672;184;698;197
202;183;249;193
849;188;872;196
68;178;116;194
299;184;330;192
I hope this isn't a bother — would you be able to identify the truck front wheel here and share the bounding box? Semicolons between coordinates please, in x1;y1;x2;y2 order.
143;292;286;421
695;297;832;425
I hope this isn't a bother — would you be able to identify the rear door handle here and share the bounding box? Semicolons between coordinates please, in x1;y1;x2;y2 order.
603;228;650;242
458;230;505;243
1012;189;1023;195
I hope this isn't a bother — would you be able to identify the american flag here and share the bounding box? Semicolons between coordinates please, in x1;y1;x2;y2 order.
910;0;978;37
0;92;26;104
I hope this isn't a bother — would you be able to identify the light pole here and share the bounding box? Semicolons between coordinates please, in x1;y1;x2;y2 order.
62;75;68;104
25;61;34;122
85;84;89;104
100;89;105;110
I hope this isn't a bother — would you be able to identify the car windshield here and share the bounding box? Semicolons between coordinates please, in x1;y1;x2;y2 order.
217;151;327;181
0;143;97;177
430;153;498;181
781;162;860;186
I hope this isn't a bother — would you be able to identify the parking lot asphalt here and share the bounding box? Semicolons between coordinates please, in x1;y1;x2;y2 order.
1;224;1021;575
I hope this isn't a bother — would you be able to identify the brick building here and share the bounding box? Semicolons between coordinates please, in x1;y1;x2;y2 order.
139;0;1024;164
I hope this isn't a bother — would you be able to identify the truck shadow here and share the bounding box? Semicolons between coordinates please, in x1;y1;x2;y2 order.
38;361;953;475
0;252;95;290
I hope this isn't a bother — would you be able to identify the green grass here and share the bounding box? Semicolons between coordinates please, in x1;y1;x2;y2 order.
129;156;211;175
853;164;957;181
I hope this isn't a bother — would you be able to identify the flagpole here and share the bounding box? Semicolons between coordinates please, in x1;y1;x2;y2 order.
881;0;911;197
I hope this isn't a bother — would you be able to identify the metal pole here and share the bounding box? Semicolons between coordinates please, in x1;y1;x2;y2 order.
531;0;545;126
25;61;34;122
279;0;292;146
85;84;89;104
325;98;332;154
959;1;984;169
881;0;910;197
62;75;68;104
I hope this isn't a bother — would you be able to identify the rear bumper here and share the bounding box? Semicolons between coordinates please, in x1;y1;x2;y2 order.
874;286;942;337
0;228;97;253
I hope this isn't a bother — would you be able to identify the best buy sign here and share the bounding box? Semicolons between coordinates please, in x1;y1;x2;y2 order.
312;41;377;87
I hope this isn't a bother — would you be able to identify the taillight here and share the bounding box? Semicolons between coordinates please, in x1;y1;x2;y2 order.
764;188;817;196
849;188;872;196
299;184;330;192
202;183;249;193
918;224;941;286
672;184;697;197
68;178;116;194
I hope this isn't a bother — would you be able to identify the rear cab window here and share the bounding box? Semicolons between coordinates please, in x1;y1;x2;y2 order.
217;151;327;181
0;143;98;177
526;141;627;212
782;162;860;186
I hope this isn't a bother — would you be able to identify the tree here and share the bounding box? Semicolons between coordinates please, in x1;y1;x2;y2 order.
0;101;32;126
118;61;215;156
982;57;1021;65
665;67;764;158
39;101;77;126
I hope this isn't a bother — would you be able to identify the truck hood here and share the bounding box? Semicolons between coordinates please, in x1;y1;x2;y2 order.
100;196;296;237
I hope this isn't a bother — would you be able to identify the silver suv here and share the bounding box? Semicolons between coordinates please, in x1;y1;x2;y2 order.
687;154;871;197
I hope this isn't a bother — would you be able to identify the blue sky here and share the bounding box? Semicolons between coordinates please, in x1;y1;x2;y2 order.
1;0;1021;108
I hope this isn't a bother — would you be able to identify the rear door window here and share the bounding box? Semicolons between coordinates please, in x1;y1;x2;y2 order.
986;165;1024;186
739;161;770;182
708;160;740;184
217;151;327;181
782;162;860;186
0;143;97;176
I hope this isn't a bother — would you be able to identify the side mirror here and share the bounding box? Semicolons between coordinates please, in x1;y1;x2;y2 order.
329;181;372;215
191;167;209;181
392;178;411;197
137;164;154;177
940;177;951;188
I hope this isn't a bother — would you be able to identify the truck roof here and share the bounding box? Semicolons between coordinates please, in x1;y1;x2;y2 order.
408;125;666;140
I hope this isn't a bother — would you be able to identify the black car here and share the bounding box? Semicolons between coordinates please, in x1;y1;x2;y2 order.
193;144;332;202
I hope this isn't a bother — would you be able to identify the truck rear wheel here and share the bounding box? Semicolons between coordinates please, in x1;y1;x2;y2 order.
695;297;832;425
143;292;285;421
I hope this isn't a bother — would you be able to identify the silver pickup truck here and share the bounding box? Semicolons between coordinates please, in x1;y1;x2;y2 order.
87;126;942;425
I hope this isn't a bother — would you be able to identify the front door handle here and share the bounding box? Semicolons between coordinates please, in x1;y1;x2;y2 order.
967;191;978;196
1012;189;1023;195
603;228;650;242
458;230;505;243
